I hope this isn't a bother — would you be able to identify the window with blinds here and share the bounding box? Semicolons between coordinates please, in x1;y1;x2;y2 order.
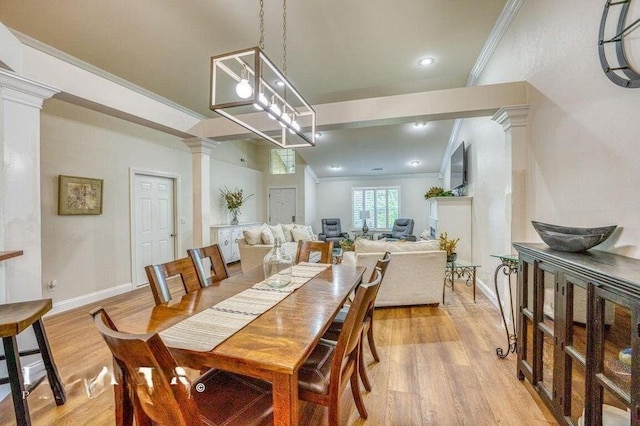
352;186;400;230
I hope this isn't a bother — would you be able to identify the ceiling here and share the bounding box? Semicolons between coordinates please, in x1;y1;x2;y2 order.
0;0;507;178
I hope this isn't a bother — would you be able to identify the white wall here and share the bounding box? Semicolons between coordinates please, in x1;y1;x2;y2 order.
40;100;193;304
475;0;640;259
316;174;441;238
209;140;264;225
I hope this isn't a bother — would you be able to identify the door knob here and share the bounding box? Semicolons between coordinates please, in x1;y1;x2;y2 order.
170;233;176;237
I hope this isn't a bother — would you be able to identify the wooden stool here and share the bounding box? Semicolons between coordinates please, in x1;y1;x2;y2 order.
0;299;66;425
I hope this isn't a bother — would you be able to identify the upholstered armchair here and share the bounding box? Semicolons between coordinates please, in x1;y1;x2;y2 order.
318;218;349;244
377;218;416;241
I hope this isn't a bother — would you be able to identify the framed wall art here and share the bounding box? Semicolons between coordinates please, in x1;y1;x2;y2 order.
58;175;104;215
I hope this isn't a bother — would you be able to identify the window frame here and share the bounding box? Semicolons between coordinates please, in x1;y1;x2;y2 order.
351;186;401;231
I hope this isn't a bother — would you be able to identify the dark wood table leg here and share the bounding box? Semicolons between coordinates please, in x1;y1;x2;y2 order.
3;336;31;426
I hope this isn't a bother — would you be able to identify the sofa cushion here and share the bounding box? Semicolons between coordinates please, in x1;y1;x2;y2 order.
243;224;267;245
261;227;275;245
269;224;286;243
355;238;439;253
281;224;296;242
291;227;312;242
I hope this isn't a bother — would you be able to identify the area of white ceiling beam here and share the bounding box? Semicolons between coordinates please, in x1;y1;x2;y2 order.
0;23;22;73
190;82;528;140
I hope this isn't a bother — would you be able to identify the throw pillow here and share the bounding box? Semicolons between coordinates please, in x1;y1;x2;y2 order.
294;224;317;240
269;224;286;244
291;227;312;242
280;224;296;242
243;224;266;245
420;229;431;240
261;227;275;245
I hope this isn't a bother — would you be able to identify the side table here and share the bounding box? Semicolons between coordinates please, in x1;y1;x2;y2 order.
443;260;480;303
353;232;374;240
491;254;518;359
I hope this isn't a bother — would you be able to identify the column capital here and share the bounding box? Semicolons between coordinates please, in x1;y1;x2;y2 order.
492;104;530;131
183;137;220;155
0;69;59;109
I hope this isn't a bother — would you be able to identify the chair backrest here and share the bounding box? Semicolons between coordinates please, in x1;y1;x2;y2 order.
145;257;202;305
90;307;202;425
321;218;343;238
367;252;391;314
330;269;382;389
391;218;414;238
188;244;230;287
295;240;334;264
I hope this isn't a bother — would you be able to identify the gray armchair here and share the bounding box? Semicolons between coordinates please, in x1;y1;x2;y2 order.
318;218;349;244
377;218;416;241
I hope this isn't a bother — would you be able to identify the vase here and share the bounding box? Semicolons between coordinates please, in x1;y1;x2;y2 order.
263;238;293;288
230;209;239;225
447;252;457;263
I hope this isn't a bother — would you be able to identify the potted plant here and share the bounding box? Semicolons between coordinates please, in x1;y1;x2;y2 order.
424;186;454;199
438;232;460;262
339;238;355;251
220;186;253;225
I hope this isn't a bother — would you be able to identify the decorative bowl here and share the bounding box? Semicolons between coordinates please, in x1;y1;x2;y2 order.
531;221;617;253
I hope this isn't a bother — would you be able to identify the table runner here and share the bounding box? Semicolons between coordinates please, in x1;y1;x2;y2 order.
159;263;330;352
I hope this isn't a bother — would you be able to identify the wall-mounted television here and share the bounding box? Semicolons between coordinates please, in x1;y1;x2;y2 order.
450;142;467;190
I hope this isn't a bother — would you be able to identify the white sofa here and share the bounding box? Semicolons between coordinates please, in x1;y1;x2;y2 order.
238;223;319;273
342;238;446;307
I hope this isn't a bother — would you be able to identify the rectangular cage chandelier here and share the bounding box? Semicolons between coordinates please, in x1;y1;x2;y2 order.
210;46;316;148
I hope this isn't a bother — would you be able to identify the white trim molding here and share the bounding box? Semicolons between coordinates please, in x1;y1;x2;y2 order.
48;282;133;316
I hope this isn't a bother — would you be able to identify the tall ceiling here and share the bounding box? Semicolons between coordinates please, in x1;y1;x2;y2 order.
0;0;507;178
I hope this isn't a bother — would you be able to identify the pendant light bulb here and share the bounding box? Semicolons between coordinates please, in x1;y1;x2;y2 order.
269;96;281;119
254;90;268;110
235;66;253;99
289;115;300;134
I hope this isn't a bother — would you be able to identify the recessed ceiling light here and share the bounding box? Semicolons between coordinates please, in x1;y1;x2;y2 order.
409;160;420;166
418;57;435;66
414;121;428;128
330;165;341;170
315;132;322;138
275;80;285;87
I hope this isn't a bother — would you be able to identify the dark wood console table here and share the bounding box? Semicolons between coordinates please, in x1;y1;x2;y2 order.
514;243;640;425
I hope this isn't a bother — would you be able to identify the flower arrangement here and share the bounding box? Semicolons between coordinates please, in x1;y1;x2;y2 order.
438;232;459;261
220;186;253;224
424;186;454;199
339;238;355;251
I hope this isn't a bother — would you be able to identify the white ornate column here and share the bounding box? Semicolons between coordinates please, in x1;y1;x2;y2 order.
0;70;58;303
183;137;219;248
492;105;530;253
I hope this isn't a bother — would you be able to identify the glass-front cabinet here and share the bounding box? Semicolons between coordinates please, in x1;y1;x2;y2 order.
515;243;640;425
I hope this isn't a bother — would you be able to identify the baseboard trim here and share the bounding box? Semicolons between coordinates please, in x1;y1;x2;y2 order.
47;283;133;316
476;277;499;308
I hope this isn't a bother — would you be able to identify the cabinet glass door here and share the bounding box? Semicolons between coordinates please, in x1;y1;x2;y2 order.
535;263;557;406
588;287;635;425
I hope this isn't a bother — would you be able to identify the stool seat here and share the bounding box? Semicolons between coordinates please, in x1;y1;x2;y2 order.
0;299;52;338
0;298;66;425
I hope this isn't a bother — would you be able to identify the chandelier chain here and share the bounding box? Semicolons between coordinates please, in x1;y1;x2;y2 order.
282;0;287;76
259;0;265;50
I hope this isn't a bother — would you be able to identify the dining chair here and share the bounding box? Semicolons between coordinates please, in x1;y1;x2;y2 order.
324;252;391;391
90;307;273;426
145;257;202;305
187;244;230;287
294;240;334;264
298;268;383;424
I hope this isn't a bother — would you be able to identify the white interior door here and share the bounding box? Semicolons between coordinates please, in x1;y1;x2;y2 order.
133;174;176;287
269;188;296;225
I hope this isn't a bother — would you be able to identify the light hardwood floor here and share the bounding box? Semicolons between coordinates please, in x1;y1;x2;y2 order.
0;263;558;425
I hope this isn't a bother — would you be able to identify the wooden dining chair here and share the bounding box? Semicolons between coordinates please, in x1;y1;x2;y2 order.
145;257;202;305
90;307;273;426
298;268;383;424
294;240;334;264
324;252;392;391
187;244;230;287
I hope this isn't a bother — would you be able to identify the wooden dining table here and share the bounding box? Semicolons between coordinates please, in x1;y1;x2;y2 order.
117;263;366;426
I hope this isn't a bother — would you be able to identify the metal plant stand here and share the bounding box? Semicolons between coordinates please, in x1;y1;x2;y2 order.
491;254;519;359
